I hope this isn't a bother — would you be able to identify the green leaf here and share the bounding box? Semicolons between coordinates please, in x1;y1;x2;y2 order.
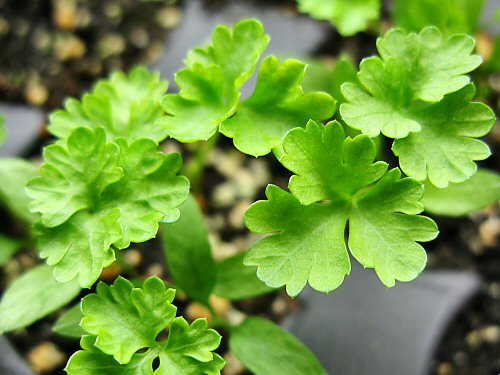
0;158;39;223
422;169;500;217
35;209;122;286
161;19;270;142
0;234;23;266
230;317;327;375
161;194;216;304
220;56;336;156
81;277;177;364
245;121;438;296
27;127;123;227
340;27;494;187
67;277;224;374
185;19;271;101
0;113;5;145
158;318;225;374
103;139;190;249
160;64;233;142
66;336;156;375
49;66;169;143
392;0;484;35
375;27;481;102
0;265;81;332
331;57;359;104
392;85;495;187
27;127;189;287
341;27;482;137
297;0;381;36
213;252;275;301
53;303;86;338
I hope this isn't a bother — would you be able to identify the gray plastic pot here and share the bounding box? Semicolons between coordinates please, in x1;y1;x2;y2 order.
282;262;480;375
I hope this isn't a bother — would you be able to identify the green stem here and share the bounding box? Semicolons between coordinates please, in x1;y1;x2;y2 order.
184;134;219;194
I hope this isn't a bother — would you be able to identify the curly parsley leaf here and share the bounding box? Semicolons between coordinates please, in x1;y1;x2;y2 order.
297;0;381;36
392;85;494;187
103;139;190;249
340;28;494;187
35;209;122;286
161;19;269;142
27;127;122;227
220;56;336;156
376;27;481;102
245;121;437;296
341;27;482;137
49;66;169;143
66;277;224;374
161;19;334;155
422;169;500;217
392;0;484;35
27;127;189;287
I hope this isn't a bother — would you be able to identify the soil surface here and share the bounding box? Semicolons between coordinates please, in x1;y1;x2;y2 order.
0;1;499;374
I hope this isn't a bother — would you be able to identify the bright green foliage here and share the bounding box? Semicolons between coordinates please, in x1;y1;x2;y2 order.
297;0;381;36
422;169;500;217
0;158;39;224
340;27;495;187
245;121;437;296
27;127;189;287
0;113;5;145
49;66;169;143
66;277;224;374
0;265;81;332
162;195;275;303
53;304;86;338
220;56;335;156
392;85;494;187
161;19;335;156
161;19;269;142
28;127;122;227
230;317;328;375
0;235;22;266
213;252;275;301
162;194;216;304
392;0;484;35
331;57;359;104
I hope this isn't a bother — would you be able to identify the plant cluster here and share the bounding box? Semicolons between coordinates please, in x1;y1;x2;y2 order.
0;8;499;375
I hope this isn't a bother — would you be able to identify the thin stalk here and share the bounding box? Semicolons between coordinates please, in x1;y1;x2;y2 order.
184;134;219;194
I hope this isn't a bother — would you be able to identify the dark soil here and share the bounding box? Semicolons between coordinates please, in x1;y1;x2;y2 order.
0;1;499;375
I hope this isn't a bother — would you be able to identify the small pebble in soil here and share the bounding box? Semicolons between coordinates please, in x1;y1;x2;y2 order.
213;182;238;208
24;80;49;106
27;341;66;374
97;33;126;58
478;217;500;247
145;262;164;278
437;362;453;375
52;0;78;31
155;6;183;30
54;34;86;61
0;15;9;35
210;294;231;317
124;248;142;267
222;352;246;375
99;264;122;282
478;325;500;344
228;200;252;229
225;308;246;326
186;301;213;322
